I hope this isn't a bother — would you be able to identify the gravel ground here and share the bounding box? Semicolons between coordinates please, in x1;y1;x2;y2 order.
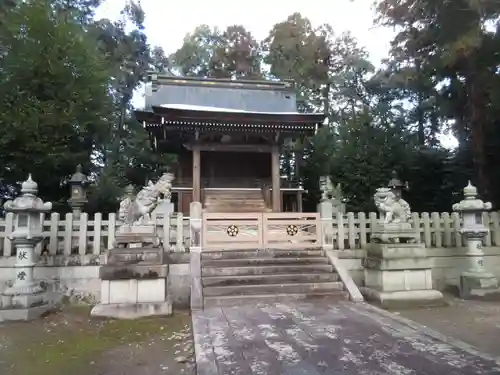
0;305;195;375
391;294;500;357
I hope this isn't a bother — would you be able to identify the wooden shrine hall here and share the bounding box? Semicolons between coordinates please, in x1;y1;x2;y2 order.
135;74;325;215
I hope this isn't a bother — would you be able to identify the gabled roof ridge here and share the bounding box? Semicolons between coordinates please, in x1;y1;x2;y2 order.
147;72;295;92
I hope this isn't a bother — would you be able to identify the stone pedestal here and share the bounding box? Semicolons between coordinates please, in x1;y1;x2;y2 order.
115;224;160;248
370;222;417;244
91;224;172;319
318;200;334;251
152;200;174;219
0;240;52;321
362;242;443;308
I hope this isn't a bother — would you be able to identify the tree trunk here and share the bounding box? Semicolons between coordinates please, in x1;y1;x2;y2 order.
466;70;490;199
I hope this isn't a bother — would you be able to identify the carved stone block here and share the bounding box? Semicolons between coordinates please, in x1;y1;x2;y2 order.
106;247;164;266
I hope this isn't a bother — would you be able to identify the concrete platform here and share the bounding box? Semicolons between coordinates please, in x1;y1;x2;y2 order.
0;303;52;322
192;300;500;374
90;301;172;319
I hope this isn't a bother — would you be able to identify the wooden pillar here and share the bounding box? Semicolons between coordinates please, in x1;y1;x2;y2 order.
297;191;303;213
271;144;281;212
193;145;201;202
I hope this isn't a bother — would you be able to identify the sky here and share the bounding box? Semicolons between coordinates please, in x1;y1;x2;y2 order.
94;0;458;148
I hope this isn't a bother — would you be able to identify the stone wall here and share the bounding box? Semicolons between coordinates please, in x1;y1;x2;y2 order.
337;247;500;291
0;254;191;308
2;247;499;306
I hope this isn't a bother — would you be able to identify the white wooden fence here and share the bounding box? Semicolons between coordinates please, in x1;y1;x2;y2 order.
0;211;499;257
0;212;190;257
331;212;500;250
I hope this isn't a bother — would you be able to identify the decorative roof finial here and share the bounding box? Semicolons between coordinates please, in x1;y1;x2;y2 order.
21;174;38;195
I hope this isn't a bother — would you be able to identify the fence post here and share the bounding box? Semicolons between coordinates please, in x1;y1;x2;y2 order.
93;213;102;255
347;212;356;249
431;212;442;248
358;212;367;248
78;212;88;255
189;202;202;252
336;212;345;250
107;213;116;249
189;202;203;310
491;212;500;246
2;212;13;257
318;200;334;251
442;212;452;247
176;213;184;252
63;213;73;255
162;213;171;251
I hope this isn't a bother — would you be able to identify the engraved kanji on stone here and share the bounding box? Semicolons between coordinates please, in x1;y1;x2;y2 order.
17;271;26;280
477;259;484;266
18;251;27;260
476;242;483;249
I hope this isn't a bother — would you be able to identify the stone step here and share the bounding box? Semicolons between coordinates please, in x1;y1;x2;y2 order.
205;203;266;207
202;264;335;277
202;249;325;260
203;281;343;297
202;272;339;287
202;256;329;268
203;291;349;307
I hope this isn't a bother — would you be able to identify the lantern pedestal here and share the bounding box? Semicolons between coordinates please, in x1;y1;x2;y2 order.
0;237;51;321
459;232;499;299
460;272;499;299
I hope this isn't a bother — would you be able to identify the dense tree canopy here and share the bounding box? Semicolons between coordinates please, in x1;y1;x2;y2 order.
1;0;499;213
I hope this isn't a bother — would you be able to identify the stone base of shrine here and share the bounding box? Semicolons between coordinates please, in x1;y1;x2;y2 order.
459;271;500;300
0;303;52;322
90;277;172;319
90;301;172;319
360;287;444;309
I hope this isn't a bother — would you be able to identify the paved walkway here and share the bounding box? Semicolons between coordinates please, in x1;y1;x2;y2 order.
192;301;500;374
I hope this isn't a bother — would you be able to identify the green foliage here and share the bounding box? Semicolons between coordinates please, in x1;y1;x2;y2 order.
3;2;499;214
0;0;113;209
170;24;262;79
375;0;500;205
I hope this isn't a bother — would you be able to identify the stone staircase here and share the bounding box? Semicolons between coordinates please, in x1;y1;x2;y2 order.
203;190;270;213
201;247;348;307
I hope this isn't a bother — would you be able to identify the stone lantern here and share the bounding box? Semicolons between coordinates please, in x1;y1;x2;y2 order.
452;181;498;298
387;170;408;199
67;164;88;219
1;174;52;320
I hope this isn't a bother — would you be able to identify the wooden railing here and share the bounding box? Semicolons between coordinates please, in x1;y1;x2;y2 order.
0;212;190;257
0;211;499;257
263;212;320;249
331;212;499;250
202;212;320;250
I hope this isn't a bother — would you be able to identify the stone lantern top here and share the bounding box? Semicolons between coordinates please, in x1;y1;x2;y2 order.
4;174;52;213
69;164;87;184
124;184;134;196
452;181;492;213
463;181;478;199
21;174;38;195
387;170;403;189
387;170;409;190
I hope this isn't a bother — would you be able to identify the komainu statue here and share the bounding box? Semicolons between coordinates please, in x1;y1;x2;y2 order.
118;173;173;226
373;187;411;224
371;187;417;243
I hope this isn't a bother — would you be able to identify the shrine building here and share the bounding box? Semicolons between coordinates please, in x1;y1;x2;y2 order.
134;73;325;215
